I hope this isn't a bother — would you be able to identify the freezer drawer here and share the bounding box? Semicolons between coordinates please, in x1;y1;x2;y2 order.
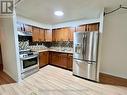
73;59;97;81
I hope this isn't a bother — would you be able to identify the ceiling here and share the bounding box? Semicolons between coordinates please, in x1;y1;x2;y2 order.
16;0;127;24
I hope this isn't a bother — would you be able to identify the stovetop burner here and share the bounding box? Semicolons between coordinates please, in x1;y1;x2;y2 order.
19;49;38;58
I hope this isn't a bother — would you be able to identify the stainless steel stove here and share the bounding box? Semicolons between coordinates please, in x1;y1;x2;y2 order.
19;49;39;79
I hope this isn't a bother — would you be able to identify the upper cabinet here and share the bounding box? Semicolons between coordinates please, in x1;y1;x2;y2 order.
52;29;60;41
39;29;45;41
68;27;75;41
76;23;99;32
52;27;75;42
76;25;86;32
17;21;99;42
45;29;52;42
87;23;99;31
32;27;40;42
32;27;52;42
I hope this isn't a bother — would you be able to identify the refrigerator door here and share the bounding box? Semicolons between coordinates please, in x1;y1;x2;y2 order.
73;59;97;81
85;32;98;62
73;32;86;60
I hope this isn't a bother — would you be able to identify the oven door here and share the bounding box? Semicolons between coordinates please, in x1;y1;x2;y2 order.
20;55;39;73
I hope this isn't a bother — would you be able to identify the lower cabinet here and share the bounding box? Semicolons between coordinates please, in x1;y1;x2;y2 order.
59;53;68;68
50;52;59;66
67;54;73;70
50;52;73;70
39;51;73;70
39;52;49;68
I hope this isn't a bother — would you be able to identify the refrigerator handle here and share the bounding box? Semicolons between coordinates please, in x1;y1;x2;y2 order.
84;33;87;59
82;33;85;59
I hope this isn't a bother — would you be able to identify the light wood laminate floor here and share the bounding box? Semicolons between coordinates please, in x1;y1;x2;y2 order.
0;65;127;95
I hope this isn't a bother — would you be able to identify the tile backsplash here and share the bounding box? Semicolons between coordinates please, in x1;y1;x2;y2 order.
51;41;73;48
19;38;73;50
19;41;29;50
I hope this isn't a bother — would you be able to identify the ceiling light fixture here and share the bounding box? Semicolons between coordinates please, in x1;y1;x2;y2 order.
54;11;64;16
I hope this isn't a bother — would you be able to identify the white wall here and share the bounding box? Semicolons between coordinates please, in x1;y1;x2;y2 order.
52;18;100;29
100;11;127;79
17;16;52;29
0;14;21;82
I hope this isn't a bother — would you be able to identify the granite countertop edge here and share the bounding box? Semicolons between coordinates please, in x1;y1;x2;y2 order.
33;49;73;54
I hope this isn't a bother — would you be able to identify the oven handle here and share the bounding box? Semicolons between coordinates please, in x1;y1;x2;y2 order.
20;55;38;60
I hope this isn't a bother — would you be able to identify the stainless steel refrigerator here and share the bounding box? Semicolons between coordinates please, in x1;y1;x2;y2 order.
73;31;99;81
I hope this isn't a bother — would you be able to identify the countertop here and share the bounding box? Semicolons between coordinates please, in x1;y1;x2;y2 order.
32;48;73;54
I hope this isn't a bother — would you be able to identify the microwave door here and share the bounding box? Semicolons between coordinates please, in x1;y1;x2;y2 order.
85;32;98;62
74;32;85;60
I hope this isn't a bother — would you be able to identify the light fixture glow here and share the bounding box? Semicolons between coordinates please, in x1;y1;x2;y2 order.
54;11;64;16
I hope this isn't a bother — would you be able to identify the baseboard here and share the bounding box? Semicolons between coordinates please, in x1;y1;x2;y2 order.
3;69;17;82
39;64;48;69
99;73;127;87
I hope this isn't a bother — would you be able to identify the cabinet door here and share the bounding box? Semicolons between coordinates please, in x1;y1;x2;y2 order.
76;25;86;32
49;52;52;64
39;52;46;68
39;52;49;68
56;29;61;41
45;29;52;42
68;27;75;41
45;52;49;64
52;30;55;41
59;53;68;68
39;29;45;41
67;54;73;70
32;27;40;42
61;28;69;41
51;52;59;65
52;29;58;41
87;23;99;31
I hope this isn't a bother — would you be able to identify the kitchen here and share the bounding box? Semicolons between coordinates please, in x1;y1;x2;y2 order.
0;0;127;95
18;21;99;80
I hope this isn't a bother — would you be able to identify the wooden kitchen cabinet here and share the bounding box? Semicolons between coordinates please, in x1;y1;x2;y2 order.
39;29;45;41
50;52;72;70
60;28;68;41
51;52;60;66
52;27;74;41
59;53;68;68
87;23;99;31
76;25;87;32
68;27;75;41
76;23;99;32
45;29;52;42
67;54;73;70
52;29;60;41
39;52;49;68
32;27;40;42
52;30;55;41
52;29;56;41
32;27;45;42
